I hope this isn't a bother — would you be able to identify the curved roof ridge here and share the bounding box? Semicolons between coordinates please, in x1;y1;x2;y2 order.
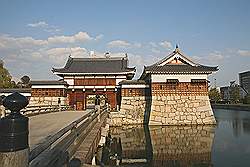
52;54;135;75
70;55;128;61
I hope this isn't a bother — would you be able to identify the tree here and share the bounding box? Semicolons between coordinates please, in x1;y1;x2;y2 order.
243;94;250;104
229;86;240;104
228;81;240;104
0;60;14;88
209;88;221;103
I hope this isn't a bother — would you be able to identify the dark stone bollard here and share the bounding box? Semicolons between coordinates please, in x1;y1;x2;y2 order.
0;92;29;167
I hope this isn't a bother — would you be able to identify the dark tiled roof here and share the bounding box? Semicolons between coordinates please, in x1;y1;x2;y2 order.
0;88;31;93
220;86;229;90
144;47;218;74
30;80;68;85
239;71;250;75
145;64;218;74
119;80;146;85
52;56;136;74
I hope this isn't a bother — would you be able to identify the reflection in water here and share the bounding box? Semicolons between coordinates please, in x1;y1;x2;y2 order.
105;125;215;167
99;109;250;166
212;109;250;167
101;134;123;166
215;109;250;138
243;120;250;134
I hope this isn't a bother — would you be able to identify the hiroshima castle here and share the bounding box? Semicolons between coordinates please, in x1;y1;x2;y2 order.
29;46;218;125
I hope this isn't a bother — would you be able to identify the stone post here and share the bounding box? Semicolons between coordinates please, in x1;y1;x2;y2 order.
58;98;61;112
0;105;5;118
0;95;6;118
0;92;29;167
95;95;101;122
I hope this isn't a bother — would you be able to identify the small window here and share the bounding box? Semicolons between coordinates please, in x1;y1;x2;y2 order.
191;79;206;83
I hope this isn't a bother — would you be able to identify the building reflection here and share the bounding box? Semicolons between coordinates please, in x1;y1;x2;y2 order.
225;111;250;137
233;118;250;136
243;120;250;135
106;125;215;167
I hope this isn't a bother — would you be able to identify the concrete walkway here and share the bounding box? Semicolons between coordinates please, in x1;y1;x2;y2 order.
29;110;89;149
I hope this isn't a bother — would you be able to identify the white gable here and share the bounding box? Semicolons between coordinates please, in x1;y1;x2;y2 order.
158;52;197;66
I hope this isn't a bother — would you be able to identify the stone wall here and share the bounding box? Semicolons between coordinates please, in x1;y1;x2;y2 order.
111;82;216;126
111;94;216;126
149;95;216;125
29;96;68;106
110;96;147;126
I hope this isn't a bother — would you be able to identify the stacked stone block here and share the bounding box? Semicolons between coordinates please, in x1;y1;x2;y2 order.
29;96;68;106
149;95;216;125
110;96;146;126
111;94;216;126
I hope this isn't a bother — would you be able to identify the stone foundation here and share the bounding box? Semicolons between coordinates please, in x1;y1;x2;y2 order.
110;96;146;126
29;96;68;106
149;95;216;125
111;94;216;126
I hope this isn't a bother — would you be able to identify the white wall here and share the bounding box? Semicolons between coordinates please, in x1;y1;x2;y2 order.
64;76;126;86
32;85;66;88
121;85;149;88
0;93;31;97
116;78;125;85
64;78;74;85
151;74;208;83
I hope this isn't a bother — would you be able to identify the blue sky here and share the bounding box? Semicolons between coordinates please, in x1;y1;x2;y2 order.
0;0;250;86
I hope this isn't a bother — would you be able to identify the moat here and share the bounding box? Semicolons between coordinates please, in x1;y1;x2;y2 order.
102;109;250;167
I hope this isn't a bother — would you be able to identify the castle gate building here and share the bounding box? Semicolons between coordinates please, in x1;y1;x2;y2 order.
142;46;218;125
115;46;218;125
52;55;135;110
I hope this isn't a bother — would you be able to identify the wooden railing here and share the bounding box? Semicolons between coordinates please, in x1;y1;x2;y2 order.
29;105;108;167
21;105;71;116
2;104;72;118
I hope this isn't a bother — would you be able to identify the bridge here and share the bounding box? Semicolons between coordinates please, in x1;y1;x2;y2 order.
29;110;88;149
0;93;110;167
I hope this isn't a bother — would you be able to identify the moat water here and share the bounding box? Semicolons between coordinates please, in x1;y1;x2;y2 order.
101;109;250;167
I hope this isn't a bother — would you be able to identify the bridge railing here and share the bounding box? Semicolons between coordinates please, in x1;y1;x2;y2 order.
3;104;71;116
29;105;108;167
22;104;71;116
